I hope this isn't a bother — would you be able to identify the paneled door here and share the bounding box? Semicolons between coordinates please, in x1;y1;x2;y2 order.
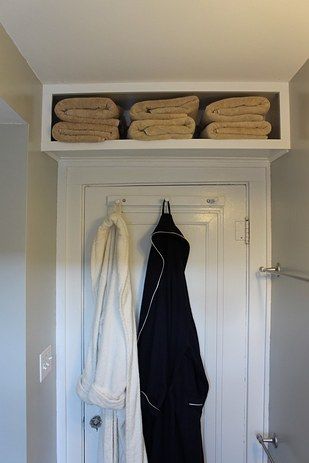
66;184;250;463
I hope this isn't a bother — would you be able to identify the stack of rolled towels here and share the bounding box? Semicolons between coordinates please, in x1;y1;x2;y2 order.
52;97;121;142
128;95;199;140
200;96;272;139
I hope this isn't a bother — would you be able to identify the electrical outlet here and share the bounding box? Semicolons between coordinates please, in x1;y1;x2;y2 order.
39;345;53;383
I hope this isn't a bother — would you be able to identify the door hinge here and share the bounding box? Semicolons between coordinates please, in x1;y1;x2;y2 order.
245;217;250;245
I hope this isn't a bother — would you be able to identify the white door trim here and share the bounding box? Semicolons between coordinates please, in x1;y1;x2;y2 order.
56;157;271;463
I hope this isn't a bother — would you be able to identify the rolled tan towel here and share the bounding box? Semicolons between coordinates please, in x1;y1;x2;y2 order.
200;121;272;139
203;96;270;124
128;117;195;141
130;96;199;122
54;97;121;123
52;121;119;142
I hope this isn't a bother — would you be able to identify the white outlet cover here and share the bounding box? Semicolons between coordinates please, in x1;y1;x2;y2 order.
39;345;53;383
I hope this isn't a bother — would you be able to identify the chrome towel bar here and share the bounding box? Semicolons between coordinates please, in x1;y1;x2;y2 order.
256;434;278;463
259;263;309;282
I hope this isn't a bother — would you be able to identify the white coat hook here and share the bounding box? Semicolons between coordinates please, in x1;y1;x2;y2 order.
114;199;125;214
163;197;170;213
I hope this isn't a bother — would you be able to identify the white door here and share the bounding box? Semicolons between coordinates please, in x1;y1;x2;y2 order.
65;183;252;462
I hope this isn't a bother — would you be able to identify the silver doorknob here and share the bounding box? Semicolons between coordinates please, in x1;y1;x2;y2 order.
89;415;102;431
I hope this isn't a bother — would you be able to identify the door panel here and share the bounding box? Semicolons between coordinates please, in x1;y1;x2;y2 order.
78;185;247;462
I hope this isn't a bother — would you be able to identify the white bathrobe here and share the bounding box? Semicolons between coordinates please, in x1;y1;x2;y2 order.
77;211;147;463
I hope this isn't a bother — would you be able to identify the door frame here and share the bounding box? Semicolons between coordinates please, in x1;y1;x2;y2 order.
56;156;271;463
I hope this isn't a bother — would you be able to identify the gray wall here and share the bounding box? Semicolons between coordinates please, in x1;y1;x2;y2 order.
269;59;309;462
26;148;57;463
0;122;28;463
0;24;58;463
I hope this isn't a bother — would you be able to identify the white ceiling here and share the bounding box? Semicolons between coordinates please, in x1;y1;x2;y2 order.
1;0;308;84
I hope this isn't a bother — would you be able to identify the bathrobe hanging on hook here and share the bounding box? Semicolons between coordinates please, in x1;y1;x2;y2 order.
77;207;147;463
137;200;209;463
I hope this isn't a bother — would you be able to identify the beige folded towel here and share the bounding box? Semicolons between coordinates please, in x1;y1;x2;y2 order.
128;117;195;141
130;96;199;122
203;96;270;124
54;97;121;123
52;121;119;142
201;121;272;139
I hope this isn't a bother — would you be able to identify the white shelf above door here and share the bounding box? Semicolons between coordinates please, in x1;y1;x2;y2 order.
41;81;290;162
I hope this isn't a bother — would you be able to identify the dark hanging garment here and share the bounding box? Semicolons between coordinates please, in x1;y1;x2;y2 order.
137;201;209;463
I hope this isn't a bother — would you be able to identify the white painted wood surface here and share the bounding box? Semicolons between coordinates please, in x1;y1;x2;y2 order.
42;81;290;161
83;187;245;463
56;158;271;463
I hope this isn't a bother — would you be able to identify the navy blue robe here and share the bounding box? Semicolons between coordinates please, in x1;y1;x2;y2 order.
137;201;209;462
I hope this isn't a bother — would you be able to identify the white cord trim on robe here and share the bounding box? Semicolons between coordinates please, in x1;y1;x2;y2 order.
137;229;190;415
77;211;147;463
137;229;189;343
137;237;165;343
141;391;161;412
152;230;188;241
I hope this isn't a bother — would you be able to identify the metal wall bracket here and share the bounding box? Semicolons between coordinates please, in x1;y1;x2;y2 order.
259;263;281;274
256;433;279;463
257;433;279;448
259;263;309;282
